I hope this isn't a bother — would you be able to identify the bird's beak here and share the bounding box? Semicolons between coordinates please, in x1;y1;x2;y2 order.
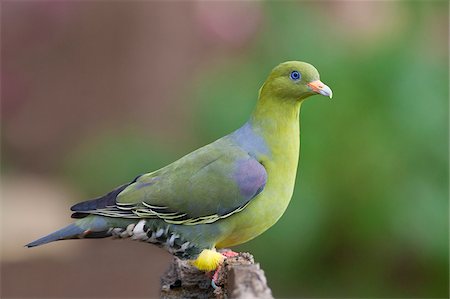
307;80;333;99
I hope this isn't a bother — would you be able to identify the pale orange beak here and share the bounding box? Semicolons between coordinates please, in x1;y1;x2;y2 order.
307;80;333;99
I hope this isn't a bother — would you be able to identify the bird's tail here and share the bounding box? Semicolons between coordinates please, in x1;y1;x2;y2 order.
25;215;111;248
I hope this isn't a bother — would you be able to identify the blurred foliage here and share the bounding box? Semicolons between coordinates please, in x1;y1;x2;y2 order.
23;1;447;298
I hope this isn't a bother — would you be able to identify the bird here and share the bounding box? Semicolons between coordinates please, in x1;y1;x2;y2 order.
27;61;332;276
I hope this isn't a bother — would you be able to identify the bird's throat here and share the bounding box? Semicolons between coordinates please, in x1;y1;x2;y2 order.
251;96;302;144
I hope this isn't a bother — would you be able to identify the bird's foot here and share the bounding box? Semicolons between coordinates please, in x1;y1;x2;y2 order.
210;250;239;289
220;249;239;258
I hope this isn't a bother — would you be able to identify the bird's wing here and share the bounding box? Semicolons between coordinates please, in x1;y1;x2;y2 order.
71;138;267;225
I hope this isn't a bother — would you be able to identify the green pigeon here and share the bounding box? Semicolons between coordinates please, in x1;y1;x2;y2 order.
27;61;332;273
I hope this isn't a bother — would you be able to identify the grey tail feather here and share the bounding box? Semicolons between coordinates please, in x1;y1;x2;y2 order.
26;216;112;248
26;223;85;247
26;223;91;247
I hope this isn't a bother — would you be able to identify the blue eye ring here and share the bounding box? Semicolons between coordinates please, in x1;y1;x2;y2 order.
290;70;301;81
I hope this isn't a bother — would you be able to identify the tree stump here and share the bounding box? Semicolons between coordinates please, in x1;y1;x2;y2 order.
160;251;273;299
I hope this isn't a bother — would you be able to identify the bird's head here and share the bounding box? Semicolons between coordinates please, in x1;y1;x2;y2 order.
260;61;332;101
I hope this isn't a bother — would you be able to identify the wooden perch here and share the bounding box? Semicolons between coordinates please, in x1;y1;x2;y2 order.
160;251;273;299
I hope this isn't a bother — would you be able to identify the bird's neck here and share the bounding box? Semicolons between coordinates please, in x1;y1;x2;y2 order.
248;94;302;192
250;95;302;146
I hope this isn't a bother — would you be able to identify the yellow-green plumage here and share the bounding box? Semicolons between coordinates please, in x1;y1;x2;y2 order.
216;61;332;248
27;61;332;272
215;101;302;248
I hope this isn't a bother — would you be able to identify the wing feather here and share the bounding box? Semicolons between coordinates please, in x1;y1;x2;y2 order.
70;137;267;225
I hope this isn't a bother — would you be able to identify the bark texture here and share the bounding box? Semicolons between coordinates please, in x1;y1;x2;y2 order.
160;251;273;299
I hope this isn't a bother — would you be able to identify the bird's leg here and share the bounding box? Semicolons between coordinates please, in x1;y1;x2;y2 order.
210;250;239;289
211;267;221;289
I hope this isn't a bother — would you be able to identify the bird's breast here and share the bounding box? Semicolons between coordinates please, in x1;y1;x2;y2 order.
216;121;300;248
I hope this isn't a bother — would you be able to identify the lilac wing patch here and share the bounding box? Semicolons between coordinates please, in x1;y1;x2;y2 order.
231;122;270;158
233;158;267;199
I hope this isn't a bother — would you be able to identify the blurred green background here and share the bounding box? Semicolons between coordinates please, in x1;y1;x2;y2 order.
1;1;448;298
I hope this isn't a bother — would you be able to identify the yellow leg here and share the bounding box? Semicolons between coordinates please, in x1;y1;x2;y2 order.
191;249;225;271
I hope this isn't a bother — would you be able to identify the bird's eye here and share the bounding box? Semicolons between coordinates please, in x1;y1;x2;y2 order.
289;70;301;81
